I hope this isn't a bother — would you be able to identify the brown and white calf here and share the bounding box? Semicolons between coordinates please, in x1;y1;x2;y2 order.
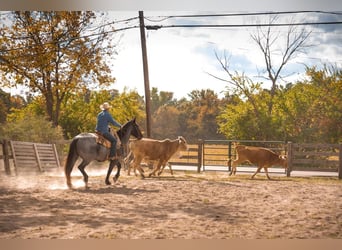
127;136;188;177
228;144;287;180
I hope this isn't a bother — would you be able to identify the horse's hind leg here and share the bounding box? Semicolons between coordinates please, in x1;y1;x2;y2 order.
78;160;90;188
105;160;116;185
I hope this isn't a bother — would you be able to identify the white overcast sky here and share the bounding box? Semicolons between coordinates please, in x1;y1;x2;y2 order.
109;10;342;99
1;0;341;99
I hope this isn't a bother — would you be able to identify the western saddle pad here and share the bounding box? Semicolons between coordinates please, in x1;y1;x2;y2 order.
95;131;121;149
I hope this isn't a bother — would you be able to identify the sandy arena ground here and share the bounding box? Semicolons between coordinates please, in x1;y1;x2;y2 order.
0;166;341;239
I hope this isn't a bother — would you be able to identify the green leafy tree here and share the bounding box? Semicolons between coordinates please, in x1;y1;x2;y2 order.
151;87;175;114
277;65;342;142
0;89;28;124
213;64;278;140
0;111;64;143
60;88;145;138
218;65;342;143
0;89;11;123
218;90;282;140
0;11;117;126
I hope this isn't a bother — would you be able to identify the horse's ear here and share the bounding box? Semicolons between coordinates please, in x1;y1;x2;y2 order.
133;117;136;122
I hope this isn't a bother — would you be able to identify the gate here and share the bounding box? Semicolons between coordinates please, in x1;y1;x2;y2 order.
0;140;61;175
10;141;61;174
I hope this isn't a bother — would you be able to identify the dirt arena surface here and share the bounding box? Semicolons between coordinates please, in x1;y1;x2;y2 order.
0;166;341;239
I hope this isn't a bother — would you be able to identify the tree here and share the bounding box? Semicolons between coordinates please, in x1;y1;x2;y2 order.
0;89;27;123
0;112;64;143
251;16;311;114
212;17;312;141
210;52;272;139
217;90;282;140
0;89;11;123
151;87;176;114
277;65;342;143
217;64;342;142
211;17;311;118
179;89;225;141
59;88;145;138
152;105;181;139
0;11;117;126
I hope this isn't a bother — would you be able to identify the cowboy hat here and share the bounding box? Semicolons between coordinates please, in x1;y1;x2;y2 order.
100;102;112;110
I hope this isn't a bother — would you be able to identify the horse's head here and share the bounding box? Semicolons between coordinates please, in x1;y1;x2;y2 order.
129;117;143;139
118;117;143;141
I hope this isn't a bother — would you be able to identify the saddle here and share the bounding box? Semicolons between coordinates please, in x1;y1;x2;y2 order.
95;129;121;150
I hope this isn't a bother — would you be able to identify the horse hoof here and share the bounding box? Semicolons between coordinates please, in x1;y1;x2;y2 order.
105;180;111;185
113;176;119;183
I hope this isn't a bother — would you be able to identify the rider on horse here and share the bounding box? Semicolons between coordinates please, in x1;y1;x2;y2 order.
95;102;122;160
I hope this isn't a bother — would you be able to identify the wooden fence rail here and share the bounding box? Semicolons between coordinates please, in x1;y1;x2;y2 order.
1;139;341;179
287;142;342;179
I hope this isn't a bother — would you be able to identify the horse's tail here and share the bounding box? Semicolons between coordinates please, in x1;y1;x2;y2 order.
65;138;79;188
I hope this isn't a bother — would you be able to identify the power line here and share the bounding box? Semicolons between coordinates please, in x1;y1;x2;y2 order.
90;16;139;31
0;25;139;53
2;11;342;54
145;21;342;30
144;11;342;21
171;11;342;18
0;12;140;53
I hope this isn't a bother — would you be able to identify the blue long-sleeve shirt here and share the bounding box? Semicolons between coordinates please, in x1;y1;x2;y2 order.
95;110;121;134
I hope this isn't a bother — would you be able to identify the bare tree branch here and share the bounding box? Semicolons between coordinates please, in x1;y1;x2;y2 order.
251;16;312;114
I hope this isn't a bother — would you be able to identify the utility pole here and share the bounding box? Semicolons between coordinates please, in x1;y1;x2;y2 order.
139;10;152;138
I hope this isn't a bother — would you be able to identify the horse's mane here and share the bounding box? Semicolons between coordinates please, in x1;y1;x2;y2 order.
117;118;141;140
116;119;132;138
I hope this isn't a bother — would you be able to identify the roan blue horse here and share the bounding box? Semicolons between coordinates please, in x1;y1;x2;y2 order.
64;118;143;188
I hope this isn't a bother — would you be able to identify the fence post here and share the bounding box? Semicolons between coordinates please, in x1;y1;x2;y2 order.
227;141;232;172
2;140;11;175
52;144;61;168
287;142;293;177
339;144;342;180
197;139;203;173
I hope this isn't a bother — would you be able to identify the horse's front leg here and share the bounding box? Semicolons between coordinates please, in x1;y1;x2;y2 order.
113;161;121;183
105;160;115;185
